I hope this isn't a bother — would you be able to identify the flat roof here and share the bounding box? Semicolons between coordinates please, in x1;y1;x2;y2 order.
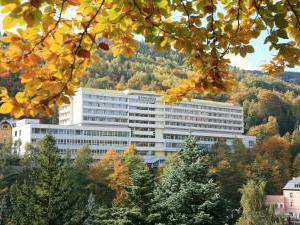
79;88;238;107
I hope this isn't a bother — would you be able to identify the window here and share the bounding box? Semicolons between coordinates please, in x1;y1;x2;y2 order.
290;192;293;198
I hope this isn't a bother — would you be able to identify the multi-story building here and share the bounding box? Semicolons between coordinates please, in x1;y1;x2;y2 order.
13;88;256;158
266;176;300;221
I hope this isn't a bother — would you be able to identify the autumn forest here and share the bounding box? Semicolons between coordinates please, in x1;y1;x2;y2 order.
0;0;300;224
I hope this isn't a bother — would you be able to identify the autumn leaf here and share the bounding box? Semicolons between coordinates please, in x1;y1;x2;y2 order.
77;48;90;58
3;16;19;30
97;42;109;51
0;102;14;114
15;92;26;103
23;9;42;27
30;0;41;8
67;0;81;6
1;3;17;14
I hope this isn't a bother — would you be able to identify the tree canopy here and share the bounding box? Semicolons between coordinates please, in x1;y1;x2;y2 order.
0;0;299;117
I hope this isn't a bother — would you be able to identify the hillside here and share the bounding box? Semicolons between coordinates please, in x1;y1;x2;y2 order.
81;42;190;91
2;42;300;134
82;43;300;137
250;70;300;84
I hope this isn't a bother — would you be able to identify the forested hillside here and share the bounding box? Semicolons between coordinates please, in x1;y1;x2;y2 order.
81;43;189;91
252;70;300;84
2;43;300;224
81;43;300;136
2;42;300;136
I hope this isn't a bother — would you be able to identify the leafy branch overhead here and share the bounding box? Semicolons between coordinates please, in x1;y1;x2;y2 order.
0;0;299;117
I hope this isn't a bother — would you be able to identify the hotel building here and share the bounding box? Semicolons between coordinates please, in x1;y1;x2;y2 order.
12;88;256;159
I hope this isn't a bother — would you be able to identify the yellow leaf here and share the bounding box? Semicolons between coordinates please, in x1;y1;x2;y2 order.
13;107;24;118
1;3;17;14
61;95;70;104
0;36;11;43
0;102;14;114
3;15;19;30
0;87;8;97
15;92;26;103
92;23;105;33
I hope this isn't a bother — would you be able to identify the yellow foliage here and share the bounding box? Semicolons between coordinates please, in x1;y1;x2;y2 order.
0;0;299;117
123;144;137;158
0;102;14;114
89;148;130;206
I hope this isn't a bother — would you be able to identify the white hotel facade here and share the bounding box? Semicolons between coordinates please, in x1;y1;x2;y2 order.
13;88;256;158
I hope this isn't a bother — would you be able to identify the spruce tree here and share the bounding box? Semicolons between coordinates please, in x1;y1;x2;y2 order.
125;168;155;216
0;142;20;224
9;179;36;224
154;137;227;225
93;206;144;225
83;193;97;225
125;159;156;224
122;145;155;216
72;144;92;196
10;135;85;225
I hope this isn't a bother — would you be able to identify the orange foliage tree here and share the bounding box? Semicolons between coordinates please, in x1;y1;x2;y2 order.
248;116;279;142
89;148;129;206
0;0;299;117
255;135;291;193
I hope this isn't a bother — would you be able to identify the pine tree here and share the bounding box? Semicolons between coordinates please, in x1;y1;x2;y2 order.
125;163;156;224
93;206;144;225
0;142;19;224
154;137;227;225
236;179;283;225
126;168;155;213
83;193;97;225
9;179;36;225
10;135;86;225
73;144;92;195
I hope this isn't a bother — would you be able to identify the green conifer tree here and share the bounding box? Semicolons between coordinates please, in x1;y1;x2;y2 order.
93;207;144;225
0;141;19;224
154;137;227;225
10;135;85;225
73;144;92;194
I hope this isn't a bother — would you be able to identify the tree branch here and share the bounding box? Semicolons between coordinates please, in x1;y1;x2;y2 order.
286;0;300;27
42;0;106;105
